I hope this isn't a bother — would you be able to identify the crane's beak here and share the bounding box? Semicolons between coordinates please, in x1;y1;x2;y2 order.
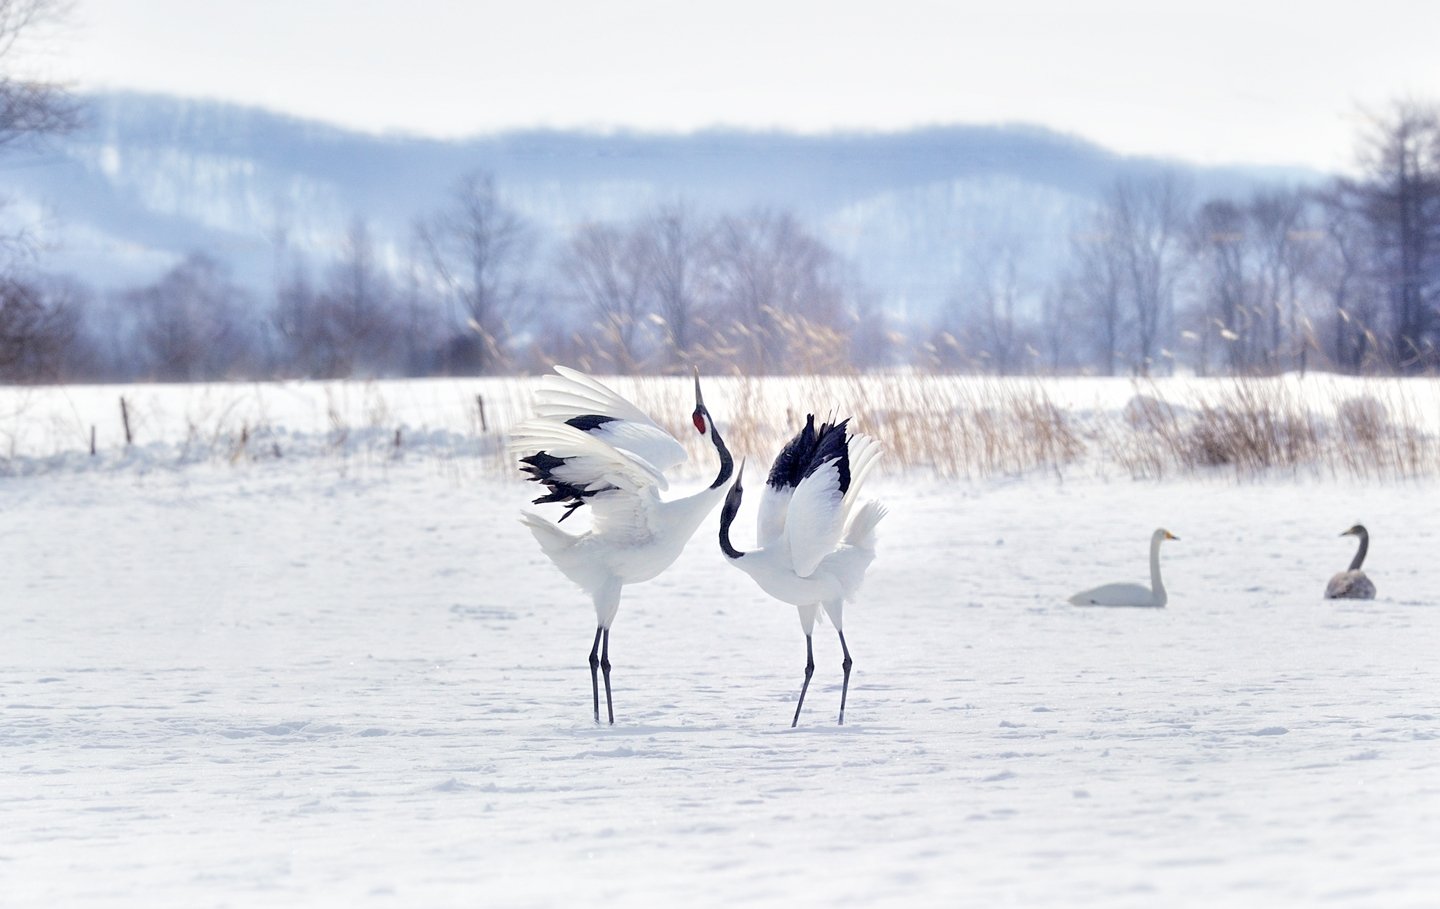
734;458;745;487
1165;531;1179;541
691;367;709;434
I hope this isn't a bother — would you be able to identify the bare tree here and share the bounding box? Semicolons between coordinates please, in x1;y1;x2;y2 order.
559;221;652;372
637;202;711;370
129;253;257;381
709;210;848;373
1037;283;1072;374
1189;198;1252;372
0;273;80;380
950;233;1029;373
328;218;402;375
1;0;74;273
1067;220;1127;376
1348;100;1440;370
0;0;75;151
1246;189;1317;370
272;264;334;377
848;287;895;370
419;171;532;373
1314;188;1383;372
272;219;406;378
1108;174;1192;374
394;232;446;376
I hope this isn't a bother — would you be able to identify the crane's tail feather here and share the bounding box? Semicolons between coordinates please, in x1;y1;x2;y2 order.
843;499;887;552
519;510;578;560
840;434;884;527
846;434;884;495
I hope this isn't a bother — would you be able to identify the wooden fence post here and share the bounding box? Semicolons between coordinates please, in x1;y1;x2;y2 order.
119;397;133;446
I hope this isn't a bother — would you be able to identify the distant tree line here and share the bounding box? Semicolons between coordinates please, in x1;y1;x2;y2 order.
2;97;1439;381
1;178;882;381
930;100;1440;377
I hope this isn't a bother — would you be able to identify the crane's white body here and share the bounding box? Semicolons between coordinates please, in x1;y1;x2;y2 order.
511;366;729;628
726;499;886;633
520;484;726;626
1069;529;1175;608
728;432;885;631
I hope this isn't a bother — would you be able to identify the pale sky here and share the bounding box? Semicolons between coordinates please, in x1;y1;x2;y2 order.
46;0;1440;172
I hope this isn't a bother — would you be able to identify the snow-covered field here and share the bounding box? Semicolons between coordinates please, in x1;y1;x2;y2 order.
3;377;1439;906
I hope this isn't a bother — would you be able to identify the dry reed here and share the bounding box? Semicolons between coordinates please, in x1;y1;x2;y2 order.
591;374;1440;482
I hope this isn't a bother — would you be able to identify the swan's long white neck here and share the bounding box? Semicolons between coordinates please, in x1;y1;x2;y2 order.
1149;533;1167;606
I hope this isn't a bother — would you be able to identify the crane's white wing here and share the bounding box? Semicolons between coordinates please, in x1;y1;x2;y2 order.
840;433;883;530
535;366;656;424
785;457;847;578
531;366;687;474
756;484;792;549
756;413;818;549
509;419;667;494
585;486;663;546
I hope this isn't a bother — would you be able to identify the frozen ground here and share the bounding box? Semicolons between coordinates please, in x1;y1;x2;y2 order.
3;447;1438;907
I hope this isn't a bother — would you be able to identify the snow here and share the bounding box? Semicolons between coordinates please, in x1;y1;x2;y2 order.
3;378;1439;906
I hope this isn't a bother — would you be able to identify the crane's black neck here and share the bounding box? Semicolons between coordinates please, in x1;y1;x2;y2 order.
718;476;746;560
705;409;734;490
1349;528;1369;572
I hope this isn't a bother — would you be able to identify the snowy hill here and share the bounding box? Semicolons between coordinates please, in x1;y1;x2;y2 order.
6;92;1320;321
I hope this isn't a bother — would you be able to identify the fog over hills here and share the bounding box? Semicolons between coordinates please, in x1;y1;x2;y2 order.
5;91;1321;322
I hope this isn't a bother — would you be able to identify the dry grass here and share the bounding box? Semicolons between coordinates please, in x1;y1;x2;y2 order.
1089;379;1440;481
1;375;1436;482
606;373;1440;482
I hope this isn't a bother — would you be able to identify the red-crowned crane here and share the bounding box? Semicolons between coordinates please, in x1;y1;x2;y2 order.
510;366;733;724
718;414;885;726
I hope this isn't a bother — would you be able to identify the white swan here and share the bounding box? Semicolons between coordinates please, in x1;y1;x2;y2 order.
1325;524;1376;600
1069;528;1178;608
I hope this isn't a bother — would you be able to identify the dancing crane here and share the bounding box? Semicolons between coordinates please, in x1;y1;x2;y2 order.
718;414;886;726
510;366;733;724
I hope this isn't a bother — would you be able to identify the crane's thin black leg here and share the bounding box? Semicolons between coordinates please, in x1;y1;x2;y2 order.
587;626;604;724
791;635;815;728
837;630;854;726
600;628;614;725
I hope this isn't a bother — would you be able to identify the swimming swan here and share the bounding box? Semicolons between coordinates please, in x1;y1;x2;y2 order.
1069;528;1178;608
1325;524;1376;600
